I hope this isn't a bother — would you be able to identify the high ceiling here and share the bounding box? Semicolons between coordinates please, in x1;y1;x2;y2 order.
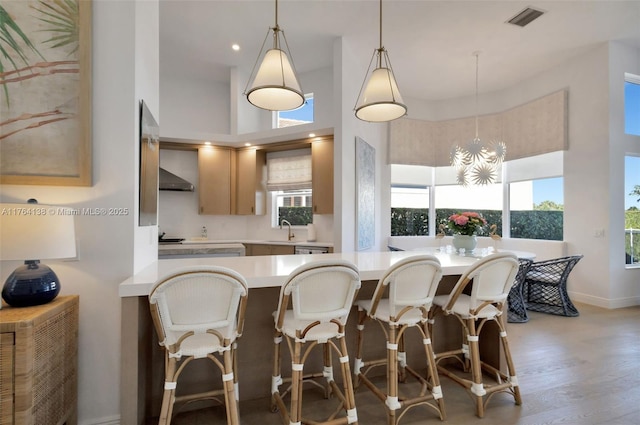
160;0;640;102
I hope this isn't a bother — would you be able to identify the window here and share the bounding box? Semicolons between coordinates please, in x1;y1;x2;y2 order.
506;151;564;240
272;189;313;227
274;93;314;129
510;177;563;240
390;152;565;241
435;182;503;236
267;149;313;226
390;165;432;235
391;185;430;235
625;74;640;136
625;155;640;266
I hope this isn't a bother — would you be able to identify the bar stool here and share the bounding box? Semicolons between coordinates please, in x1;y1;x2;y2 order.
148;266;249;425
271;260;361;425
430;252;521;418
354;255;446;425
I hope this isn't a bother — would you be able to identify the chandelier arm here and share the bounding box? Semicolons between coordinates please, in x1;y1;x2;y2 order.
353;49;379;110
244;28;273;95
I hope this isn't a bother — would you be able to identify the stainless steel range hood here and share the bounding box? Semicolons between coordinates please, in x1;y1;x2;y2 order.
159;167;194;191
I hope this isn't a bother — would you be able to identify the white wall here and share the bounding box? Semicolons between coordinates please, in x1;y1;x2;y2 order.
160;66;334;142
160;75;230;139
158;149;334;243
0;1;156;423
397;42;640;308
608;42;640;305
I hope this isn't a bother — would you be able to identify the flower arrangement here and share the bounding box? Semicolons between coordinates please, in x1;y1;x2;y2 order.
447;211;487;236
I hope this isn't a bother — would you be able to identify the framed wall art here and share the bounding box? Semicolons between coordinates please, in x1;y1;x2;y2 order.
356;136;375;250
0;0;92;186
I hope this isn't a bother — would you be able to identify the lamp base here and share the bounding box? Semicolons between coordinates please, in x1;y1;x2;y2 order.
2;261;61;307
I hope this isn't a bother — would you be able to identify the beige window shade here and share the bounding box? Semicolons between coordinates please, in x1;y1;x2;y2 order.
389;90;568;166
266;149;312;191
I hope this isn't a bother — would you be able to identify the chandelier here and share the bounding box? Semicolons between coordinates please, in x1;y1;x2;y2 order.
450;52;506;185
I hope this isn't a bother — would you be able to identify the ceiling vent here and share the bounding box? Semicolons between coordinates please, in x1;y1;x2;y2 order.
507;7;545;27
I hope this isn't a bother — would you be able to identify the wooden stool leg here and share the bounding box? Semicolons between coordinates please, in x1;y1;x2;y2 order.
497;316;522;405
337;335;359;425
222;346;240;425
397;332;407;383
466;318;485;418
271;331;283;412
386;325;399;425
422;321;446;420
354;308;367;388
158;355;177;425
290;337;304;425
324;342;334;398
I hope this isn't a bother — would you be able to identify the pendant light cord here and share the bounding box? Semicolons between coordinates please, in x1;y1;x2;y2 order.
275;0;278;28
379;0;383;50
474;52;479;139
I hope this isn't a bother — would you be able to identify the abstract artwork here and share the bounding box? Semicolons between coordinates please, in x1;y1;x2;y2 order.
0;0;92;186
356;137;375;250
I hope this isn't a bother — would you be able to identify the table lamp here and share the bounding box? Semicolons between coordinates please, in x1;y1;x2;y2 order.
0;200;77;307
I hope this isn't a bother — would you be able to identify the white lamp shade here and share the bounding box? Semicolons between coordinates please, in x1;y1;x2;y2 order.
355;67;407;122
246;48;304;111
0;203;77;261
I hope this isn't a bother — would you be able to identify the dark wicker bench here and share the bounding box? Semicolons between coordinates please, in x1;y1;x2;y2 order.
507;258;534;323
524;255;583;317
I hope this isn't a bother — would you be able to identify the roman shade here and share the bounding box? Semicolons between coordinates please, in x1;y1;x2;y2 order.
389;90;568;166
266;148;312;191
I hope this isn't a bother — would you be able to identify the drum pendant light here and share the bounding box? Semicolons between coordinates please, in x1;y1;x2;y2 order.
245;0;304;111
354;0;407;122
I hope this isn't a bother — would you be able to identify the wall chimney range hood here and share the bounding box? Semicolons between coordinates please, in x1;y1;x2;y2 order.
159;167;195;191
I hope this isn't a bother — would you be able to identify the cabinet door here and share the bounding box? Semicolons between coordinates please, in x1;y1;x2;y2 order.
236;148;266;215
249;244;272;256
270;245;295;255
198;147;236;215
312;139;334;214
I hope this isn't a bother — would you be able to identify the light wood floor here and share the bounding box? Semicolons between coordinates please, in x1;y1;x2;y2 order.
148;303;640;425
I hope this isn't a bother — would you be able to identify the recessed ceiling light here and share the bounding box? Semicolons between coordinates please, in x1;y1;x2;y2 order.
245;143;251;147
232;44;240;51
308;133;316;138
204;141;211;146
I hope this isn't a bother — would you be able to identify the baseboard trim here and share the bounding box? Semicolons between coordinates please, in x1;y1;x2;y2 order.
80;415;120;425
569;291;640;309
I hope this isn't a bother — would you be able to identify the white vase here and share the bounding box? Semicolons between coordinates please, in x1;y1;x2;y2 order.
452;234;477;251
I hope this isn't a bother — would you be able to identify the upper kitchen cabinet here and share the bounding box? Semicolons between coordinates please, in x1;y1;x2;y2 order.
311;139;333;214
198;146;237;214
236;148;266;215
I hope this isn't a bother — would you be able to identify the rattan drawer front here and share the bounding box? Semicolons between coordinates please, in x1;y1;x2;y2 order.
1;333;15;425
0;296;78;425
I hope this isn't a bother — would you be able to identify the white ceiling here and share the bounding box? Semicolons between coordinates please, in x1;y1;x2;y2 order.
160;0;640;102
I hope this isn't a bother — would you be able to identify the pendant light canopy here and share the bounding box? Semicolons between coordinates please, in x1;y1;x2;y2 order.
245;0;304;111
355;0;407;122
450;52;506;186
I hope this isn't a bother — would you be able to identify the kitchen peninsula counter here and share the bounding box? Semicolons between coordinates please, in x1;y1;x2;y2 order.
119;250;475;297
119;251;493;424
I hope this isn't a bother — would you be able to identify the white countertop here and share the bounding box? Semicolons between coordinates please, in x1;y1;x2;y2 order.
172;239;333;247
119;250;482;297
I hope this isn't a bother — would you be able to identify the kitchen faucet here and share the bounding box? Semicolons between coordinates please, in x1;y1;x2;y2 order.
280;219;294;241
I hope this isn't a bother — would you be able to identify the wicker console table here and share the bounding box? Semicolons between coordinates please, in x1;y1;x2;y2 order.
0;295;79;425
